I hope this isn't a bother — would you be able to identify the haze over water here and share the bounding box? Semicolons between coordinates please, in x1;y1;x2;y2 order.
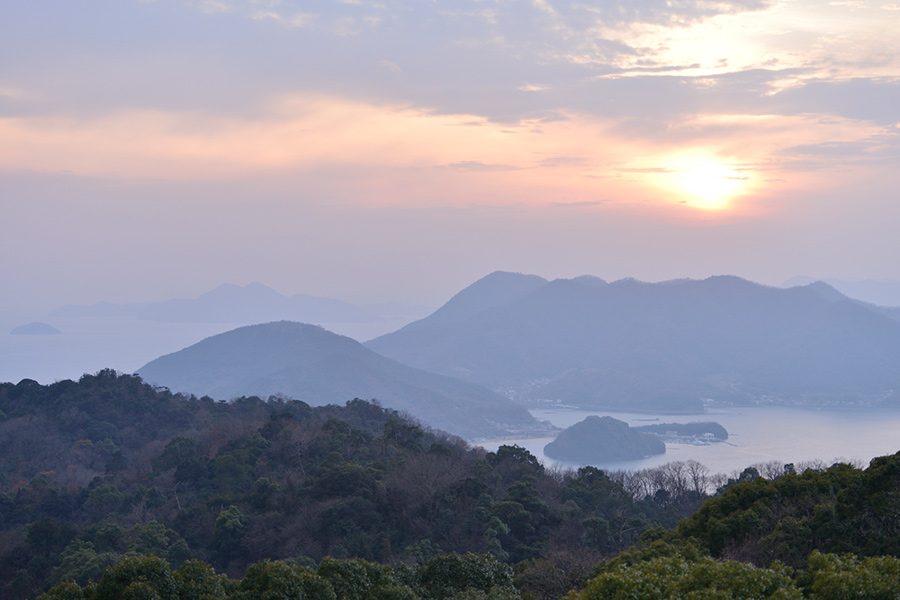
481;406;900;475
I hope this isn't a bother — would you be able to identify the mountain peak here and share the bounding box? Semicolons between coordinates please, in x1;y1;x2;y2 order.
404;271;548;328
137;321;537;439
367;271;900;412
783;276;900;307
802;280;848;302
571;275;608;287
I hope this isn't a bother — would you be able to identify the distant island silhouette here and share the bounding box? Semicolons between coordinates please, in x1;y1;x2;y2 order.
544;416;666;463
11;322;61;335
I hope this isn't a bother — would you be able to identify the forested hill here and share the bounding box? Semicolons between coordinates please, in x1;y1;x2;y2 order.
666;451;900;567
5;373;900;600
0;372;703;599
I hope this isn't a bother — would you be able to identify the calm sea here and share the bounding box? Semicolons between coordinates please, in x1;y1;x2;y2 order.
479;406;900;475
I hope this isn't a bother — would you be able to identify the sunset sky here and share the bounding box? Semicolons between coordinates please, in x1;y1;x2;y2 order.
3;0;899;310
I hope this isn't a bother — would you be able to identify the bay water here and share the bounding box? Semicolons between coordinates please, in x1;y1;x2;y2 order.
479;406;900;476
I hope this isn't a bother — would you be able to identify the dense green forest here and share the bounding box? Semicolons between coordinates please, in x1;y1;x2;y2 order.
0;371;705;599
3;372;900;599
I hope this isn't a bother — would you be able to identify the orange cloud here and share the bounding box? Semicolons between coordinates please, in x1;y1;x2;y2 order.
0;94;883;217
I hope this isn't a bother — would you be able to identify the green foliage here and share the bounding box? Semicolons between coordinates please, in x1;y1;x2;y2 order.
514;559;591;600
153;437;199;473
92;555;178;600
592;538;711;576
671;455;900;567
404;539;442;564
561;467;632;517
799;551;900;600
248;477;281;512
416;553;518;600
38;581;87;600
305;459;381;500
49;540;119;587
127;521;190;566
29;549;900;600
0;373;716;595
26;517;78;554
317;556;414;600
382;418;426;451
213;505;247;559
234;560;334;600
83;485;125;520
575;556;800;600
445;588;520;600
172;559;230;600
17;370;900;600
488;446;544;481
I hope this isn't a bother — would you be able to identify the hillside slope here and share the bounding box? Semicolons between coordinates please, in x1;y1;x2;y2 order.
138;321;539;439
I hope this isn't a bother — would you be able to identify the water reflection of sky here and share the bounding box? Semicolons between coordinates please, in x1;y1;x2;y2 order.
479;406;900;476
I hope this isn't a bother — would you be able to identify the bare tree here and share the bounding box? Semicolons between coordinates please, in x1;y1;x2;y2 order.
752;461;784;480
685;460;711;494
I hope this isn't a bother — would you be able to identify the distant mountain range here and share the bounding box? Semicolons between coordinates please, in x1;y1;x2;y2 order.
783;276;900;308
782;277;900;323
137;321;541;440
366;272;900;412
51;283;382;324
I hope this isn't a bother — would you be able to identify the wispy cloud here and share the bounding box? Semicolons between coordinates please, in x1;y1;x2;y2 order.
439;161;522;172
551;200;609;208
193;0;234;14
1;0;897;214
251;11;316;28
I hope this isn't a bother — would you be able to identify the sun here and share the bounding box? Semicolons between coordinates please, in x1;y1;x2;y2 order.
677;163;744;210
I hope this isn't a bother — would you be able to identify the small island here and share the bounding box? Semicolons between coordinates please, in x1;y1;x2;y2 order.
10;322;61;335
544;416;666;463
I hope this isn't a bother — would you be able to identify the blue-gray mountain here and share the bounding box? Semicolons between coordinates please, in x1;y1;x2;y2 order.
137;321;540;440
366;272;900;412
783;276;900;308
10;321;61;335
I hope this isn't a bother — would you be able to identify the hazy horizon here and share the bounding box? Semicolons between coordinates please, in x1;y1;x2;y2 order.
3;1;899;314
5;269;900;388
6;271;900;325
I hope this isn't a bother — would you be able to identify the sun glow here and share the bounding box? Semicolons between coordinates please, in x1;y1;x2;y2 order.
677;163;745;210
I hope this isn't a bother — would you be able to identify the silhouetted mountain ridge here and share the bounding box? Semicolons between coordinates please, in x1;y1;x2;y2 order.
399;271;548;332
786;278;900;323
783;275;900;307
367;273;900;412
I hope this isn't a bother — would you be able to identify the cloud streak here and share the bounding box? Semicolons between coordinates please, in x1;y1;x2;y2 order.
1;0;899;311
